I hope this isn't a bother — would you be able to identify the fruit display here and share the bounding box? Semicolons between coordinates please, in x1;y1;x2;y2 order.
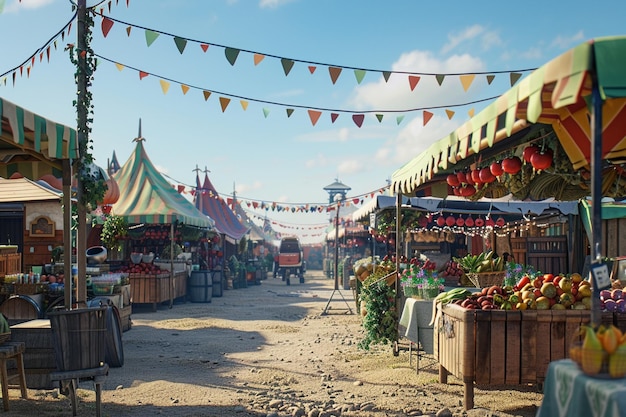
439;271;592;310
569;324;626;378
440;260;464;280
600;288;626;313
119;261;166;276
453;251;506;274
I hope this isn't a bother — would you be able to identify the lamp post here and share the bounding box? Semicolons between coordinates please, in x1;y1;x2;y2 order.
322;180;353;315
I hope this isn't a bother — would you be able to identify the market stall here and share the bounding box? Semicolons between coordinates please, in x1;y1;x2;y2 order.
109;135;214;310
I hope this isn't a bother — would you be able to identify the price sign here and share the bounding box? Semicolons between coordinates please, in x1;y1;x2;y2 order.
590;262;611;290
369;213;376;229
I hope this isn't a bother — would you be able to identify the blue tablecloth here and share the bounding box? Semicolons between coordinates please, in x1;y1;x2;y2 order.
537;359;626;417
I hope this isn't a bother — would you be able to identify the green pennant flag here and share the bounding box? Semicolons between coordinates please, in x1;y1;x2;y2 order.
225;48;240;66
286;108;294;118
263;108;270;118
375;114;384;123
510;72;522;86
173;37;187;54
382;71;392;82
396;115;405;125
354;69;366;84
435;74;445;86
281;59;294;76
145;30;159;47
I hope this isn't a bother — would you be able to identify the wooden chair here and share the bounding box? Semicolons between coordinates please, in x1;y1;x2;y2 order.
49;364;109;417
0;341;28;411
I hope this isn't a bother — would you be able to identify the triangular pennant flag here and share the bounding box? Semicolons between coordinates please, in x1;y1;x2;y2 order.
219;97;231;112
510;72;522;86
354;69;366;84
263;108;270;118
159;79;170;94
224;47;240;66
286;108;294;118
139;71;149;80
253;53;265;65
202;90;211;101
308;66;316;74
423;110;434;126
180;84;190;95
177;185;185;194
173;36;187;54
486;74;495;85
200;43;209;52
352;114;364;127
126;26;132;36
281;58;295;76
396;115;405;125
459;74;475;92
101;17;114;37
468;108;475;118
46;46;50;61
240;100;248;110
308;110;322;126
375;114;384;123
382;71;391;82
408;75;420;91
145;30;159;47
328;66;342;84
353;198;360;205
27;67;31;77
445;109;455;119
115;62;124;71
435;74;445;86
330;113;339;123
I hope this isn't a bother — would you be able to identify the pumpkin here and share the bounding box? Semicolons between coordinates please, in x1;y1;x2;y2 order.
101;178;120;205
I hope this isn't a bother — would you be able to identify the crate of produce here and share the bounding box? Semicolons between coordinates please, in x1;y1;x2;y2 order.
434;303;614;410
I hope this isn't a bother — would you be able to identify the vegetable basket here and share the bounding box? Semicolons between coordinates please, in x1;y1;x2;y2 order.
466;271;505;288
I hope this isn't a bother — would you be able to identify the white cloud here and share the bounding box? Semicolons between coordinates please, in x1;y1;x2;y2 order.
337;159;362;176
236;180;263;195
551;31;585;49
4;0;53;13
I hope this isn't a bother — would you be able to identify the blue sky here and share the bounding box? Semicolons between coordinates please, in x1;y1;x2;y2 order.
1;0;625;243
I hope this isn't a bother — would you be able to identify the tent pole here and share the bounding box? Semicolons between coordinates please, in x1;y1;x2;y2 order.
62;159;72;310
169;222;175;309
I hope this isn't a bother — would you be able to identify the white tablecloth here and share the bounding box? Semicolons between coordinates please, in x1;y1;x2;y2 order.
398;298;435;354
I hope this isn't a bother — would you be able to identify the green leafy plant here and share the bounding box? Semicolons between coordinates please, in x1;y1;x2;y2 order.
358;273;397;351
100;215;128;250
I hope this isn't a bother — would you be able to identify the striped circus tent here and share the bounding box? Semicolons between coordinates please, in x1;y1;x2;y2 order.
111;138;214;229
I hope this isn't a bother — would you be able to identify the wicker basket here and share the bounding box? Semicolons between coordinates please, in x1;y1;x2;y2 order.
466;271;505;288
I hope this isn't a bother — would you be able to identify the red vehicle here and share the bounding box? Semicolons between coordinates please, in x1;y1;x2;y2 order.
277;237;305;285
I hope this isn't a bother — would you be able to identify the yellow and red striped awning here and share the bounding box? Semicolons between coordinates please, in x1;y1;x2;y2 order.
391;36;626;195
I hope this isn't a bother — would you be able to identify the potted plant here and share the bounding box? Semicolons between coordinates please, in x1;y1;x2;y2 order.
358;269;398;351
100;214;128;257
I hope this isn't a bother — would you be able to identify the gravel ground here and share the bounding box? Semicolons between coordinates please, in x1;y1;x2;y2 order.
5;269;543;416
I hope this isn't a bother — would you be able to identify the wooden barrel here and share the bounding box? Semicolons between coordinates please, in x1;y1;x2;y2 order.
188;270;212;303
0;294;43;325
48;307;107;371
211;270;223;298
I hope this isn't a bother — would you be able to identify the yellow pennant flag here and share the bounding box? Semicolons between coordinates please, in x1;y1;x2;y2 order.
160;80;170;94
181;84;190;95
445;109;455;120
459;74;475;92
115;63;125;71
240;100;249;110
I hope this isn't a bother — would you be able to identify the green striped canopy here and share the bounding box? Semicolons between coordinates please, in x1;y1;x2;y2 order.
391;36;626;195
111;139;214;229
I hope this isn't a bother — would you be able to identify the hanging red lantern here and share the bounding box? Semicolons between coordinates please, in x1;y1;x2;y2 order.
456;217;465;227
501;156;522;174
445;216;456;227
474;217;484;227
530;149;553;171
452;187;461;196
471;169;482;184
460;185;476;197
456;171;467;184
418;216;429;228
523;144;541;163
490;161;504;177
465;216;475;227
479;167;496;183
446;174;461;187
486;217;495;227
465;172;476;186
496;217;506;227
436;216;446;227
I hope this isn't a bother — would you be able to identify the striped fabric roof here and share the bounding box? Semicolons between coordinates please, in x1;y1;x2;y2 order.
0;177;61;203
111;140;214;229
391;36;626;195
194;173;249;240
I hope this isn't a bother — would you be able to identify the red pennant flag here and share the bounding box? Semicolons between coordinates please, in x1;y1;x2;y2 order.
308;110;322;126
423;110;434;126
308;66;316;74
330;113;339;123
101;17;114;37
200;43;209;52
252;202;259;209
353;198;360;205
328;67;342;84
139;71;149;80
352;114;364;127
177;185;185;193
408;75;420;91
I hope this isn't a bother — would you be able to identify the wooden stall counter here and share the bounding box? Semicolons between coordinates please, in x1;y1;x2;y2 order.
434;303;614;410
129;271;187;311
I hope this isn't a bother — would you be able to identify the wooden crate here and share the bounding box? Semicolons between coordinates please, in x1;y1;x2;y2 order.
130;272;186;311
434;304;614;410
5;253;21;276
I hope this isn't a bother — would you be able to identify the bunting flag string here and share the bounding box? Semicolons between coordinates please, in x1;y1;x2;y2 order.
96;53;498;127
94;11;534;90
